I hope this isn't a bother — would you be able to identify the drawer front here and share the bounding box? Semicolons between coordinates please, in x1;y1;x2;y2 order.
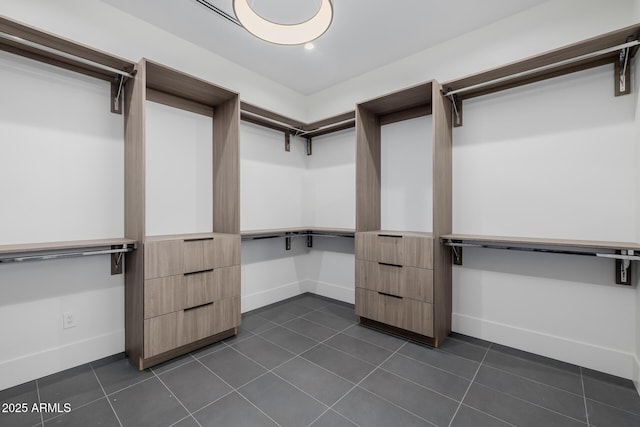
183;235;240;272
144;240;183;279
144;311;181;358
355;288;433;336
182;296;240;344
144;275;182;319
184;265;241;309
355;260;433;303
355;232;433;269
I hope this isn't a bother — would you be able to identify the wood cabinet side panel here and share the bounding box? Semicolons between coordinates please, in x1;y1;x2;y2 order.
355;106;381;232
124;59;147;364
144;311;182;358
212;234;241;267
432;81;453;341
355;232;377;261
213;96;240;234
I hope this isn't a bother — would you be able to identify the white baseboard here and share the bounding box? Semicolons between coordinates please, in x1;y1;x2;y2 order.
634;354;640;395
304;280;354;304
0;330;124;391
453;313;636;380
241;280;310;313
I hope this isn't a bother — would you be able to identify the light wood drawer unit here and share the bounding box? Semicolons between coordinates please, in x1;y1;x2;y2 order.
144;265;241;319
355;231;433;269
355;260;433;303
144;296;240;358
355;288;434;337
136;232;241;368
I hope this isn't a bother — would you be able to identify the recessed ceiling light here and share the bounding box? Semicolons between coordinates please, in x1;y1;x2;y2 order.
304;43;314;50
233;0;333;46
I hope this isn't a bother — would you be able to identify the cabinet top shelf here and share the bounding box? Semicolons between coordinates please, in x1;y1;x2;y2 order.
441;233;640;252
0;238;137;255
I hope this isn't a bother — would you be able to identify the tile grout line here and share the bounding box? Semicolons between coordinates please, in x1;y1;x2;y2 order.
151;369;203;427
34;379;44;427
306;341;440;427
580;367;590;427
447;342;492;427
89;364;124;427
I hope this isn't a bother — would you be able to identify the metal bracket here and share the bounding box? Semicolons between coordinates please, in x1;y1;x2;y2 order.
306;137;312;156
451;245;463;265
285;235;292;251
450;93;463;127
615;250;633;285
110;75;125;114
285;130;291;152
307;235;313;248
615;43;632;96
110;245;124;275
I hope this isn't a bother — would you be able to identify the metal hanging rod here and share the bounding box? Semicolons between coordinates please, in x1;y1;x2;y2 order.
0;32;135;79
0;246;135;263
241;109;355;137
444;39;640;98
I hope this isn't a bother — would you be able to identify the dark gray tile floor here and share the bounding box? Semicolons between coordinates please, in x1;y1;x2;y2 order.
1;293;639;427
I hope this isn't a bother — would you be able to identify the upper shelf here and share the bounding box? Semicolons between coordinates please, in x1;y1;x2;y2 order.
442;23;640;100
0;16;135;82
357;81;433;125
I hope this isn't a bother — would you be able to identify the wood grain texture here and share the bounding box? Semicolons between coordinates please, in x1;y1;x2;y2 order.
355;288;433;337
124;59;147;366
145;59;237;107
379;104;432;126
240;101;305;129
184;265;241;309
358;82;432;116
304;111;356;131
146;88;214;117
144;240;182;279
355;106;381;232
183;297;240;344
144;311;181;358
144;275;182;319
431;81;453;342
443;23;640;99
213;96;241;234
356;260;433;303
0;16;135;81
355;231;433;269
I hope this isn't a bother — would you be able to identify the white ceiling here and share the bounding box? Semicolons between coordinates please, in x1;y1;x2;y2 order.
100;0;549;95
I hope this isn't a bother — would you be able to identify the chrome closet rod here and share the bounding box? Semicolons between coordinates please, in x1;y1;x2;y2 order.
0;32;135;79
241;110;355;137
444;40;640;97
0;247;134;263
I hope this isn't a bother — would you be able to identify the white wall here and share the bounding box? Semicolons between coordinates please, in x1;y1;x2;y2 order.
634;55;640;391
381;116;433;232
240;123;355;311
0;0;307;120
306;0;640;120
145;101;213;236
451;65;637;379
0;53;125;390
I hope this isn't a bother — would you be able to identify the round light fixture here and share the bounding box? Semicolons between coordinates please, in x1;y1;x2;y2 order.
233;0;333;46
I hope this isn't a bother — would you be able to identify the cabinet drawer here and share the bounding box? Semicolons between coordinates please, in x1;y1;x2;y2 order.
355;260;432;303
144;240;183;279
183;296;240;344
144;311;181;358
145;275;182;318
183;234;240;272
355;232;433;269
184;265;240;309
355;288;433;336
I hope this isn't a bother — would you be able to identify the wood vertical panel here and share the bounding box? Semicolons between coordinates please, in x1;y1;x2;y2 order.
431;81;453;345
213;95;240;234
124;59;147;367
355;106;381;232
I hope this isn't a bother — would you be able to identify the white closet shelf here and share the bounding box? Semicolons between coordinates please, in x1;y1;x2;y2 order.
441;233;640;285
0;238;137;275
241;227;355;250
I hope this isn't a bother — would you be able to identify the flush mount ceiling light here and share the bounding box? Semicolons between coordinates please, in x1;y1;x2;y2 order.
233;0;333;46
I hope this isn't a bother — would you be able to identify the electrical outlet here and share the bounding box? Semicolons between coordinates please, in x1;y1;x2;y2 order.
63;311;76;329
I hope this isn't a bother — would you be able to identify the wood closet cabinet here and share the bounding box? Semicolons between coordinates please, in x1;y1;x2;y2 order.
355;81;452;347
124;59;241;369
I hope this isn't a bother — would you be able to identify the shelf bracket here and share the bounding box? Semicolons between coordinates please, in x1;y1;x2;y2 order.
449;92;463;127
111;75;126;114
451;245;463;265
306;137;312;156
111;245;124;275
285;235;292;250
615;42;632;96
615;250;633;285
285;130;291;152
307;235;313;248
